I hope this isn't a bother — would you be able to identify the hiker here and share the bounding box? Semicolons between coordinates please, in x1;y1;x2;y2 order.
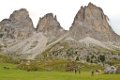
78;66;81;74
26;60;31;72
74;65;81;74
74;68;77;74
91;69;94;76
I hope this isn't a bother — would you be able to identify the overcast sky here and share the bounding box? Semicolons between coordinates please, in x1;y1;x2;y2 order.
0;0;120;35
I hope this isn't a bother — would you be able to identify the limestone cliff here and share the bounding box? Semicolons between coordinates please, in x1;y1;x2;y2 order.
0;8;34;40
69;2;120;42
36;13;66;43
0;3;120;61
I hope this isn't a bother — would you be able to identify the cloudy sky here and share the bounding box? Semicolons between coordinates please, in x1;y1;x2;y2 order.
0;0;120;35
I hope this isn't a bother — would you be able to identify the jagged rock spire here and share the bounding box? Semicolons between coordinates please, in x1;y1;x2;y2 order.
69;2;120;42
0;8;35;40
36;13;65;43
10;8;29;21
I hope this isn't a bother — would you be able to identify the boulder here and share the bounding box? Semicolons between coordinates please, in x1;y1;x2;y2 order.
104;66;117;74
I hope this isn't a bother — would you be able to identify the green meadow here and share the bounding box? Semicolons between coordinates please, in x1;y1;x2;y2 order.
0;63;120;80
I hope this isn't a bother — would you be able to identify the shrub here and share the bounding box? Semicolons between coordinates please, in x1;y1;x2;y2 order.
116;66;120;74
65;61;76;71
17;61;39;71
0;54;20;64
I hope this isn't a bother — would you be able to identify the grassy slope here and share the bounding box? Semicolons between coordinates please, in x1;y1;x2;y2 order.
0;63;120;80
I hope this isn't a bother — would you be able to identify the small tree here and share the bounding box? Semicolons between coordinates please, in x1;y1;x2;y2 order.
76;56;79;61
86;56;90;62
98;55;106;65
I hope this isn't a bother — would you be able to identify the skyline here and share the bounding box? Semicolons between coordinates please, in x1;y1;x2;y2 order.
0;0;120;35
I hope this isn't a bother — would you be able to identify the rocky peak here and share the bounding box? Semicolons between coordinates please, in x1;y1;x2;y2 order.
10;8;29;21
70;2;120;42
36;13;65;43
0;8;35;40
37;13;61;32
72;2;107;27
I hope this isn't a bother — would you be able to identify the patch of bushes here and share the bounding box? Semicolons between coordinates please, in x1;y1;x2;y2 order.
0;54;20;64
17;60;40;71
107;59;120;66
65;61;76;71
39;59;67;71
116;65;120;74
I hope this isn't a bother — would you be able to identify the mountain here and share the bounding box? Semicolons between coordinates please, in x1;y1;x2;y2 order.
0;3;120;62
0;9;47;59
0;9;66;59
36;13;66;43
0;8;35;40
39;3;120;62
69;2;120;42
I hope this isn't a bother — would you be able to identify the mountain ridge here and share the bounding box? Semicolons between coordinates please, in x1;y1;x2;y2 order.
0;2;120;61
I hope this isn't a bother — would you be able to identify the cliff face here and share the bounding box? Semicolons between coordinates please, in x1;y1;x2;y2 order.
0;3;120;60
39;3;120;61
0;8;34;40
36;13;66;43
69;3;120;42
0;9;47;59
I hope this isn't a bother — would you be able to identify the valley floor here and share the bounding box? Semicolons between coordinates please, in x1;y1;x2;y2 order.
0;65;120;80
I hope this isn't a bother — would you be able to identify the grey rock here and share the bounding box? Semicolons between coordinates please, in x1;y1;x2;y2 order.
69;2;120;42
36;13;66;43
40;3;120;62
0;8;35;40
104;66;117;74
0;8;42;59
0;3;120;61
